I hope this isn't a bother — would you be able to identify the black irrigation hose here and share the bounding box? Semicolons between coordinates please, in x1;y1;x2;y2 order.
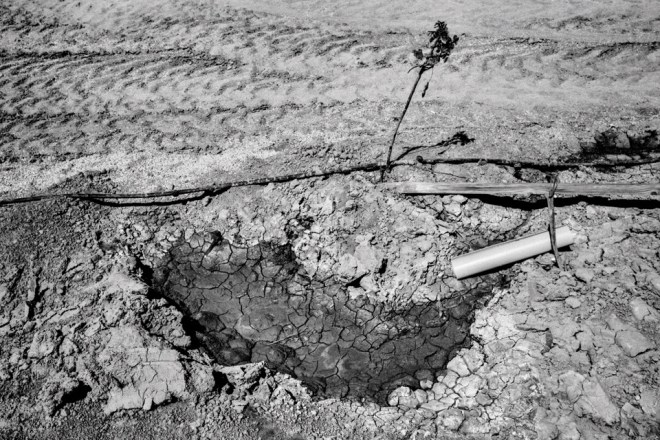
1;156;659;207
0;162;383;206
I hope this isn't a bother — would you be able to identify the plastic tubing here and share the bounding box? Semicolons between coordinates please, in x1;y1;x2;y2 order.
451;226;576;279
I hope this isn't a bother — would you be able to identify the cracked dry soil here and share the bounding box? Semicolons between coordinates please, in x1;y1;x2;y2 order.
155;232;495;402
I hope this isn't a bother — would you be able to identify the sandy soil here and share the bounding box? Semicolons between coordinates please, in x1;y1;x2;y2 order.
1;0;660;439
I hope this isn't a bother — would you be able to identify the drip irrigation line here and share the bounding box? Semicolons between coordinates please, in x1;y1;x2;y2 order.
1;155;659;207
0;162;382;206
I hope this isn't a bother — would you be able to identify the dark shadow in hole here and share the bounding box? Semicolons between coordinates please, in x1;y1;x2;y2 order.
394;131;475;162
135;257;154;288
213;371;232;394
56;383;92;412
134;260;229;363
345;274;365;288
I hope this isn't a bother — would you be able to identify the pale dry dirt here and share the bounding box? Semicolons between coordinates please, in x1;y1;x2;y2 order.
1;0;660;439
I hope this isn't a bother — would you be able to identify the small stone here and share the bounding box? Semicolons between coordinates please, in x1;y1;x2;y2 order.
462;349;484;372
630;298;658;322
10;303;30;327
354;242;383;274
319;198;334;215
26;274;38;303
613;131;631;149
441;408;464;431
441;370;459;388
415;369;434;383
421;398;452;412
444;203;462;217
431;381;448;399
455;376;482;398
373;408;401;423
0;284;8;303
419;379;433;390
574;379;619;425
359;274;378;293
28;330;62;359
547;288;572;301
100;326;188;414
605;314;627;332
585;206;598;220
475;392;492;405
615;330;655;357
459;416;489;434
189;419;203;432
574;268;595;283
446;356;470;377
388;387;413;408
397;397;419;410
559;371;585;403
565;297;581;309
648;271;660;294
336;254;366;283
414;389;428;405
535;419;558;440
556;416;580;440
639;389;660;420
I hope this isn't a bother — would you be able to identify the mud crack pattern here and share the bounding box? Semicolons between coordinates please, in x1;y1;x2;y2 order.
154;231;491;401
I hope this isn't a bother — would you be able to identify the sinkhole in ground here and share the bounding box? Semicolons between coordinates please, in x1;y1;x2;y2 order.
153;231;496;402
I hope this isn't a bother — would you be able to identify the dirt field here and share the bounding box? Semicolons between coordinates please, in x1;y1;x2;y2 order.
1;0;660;439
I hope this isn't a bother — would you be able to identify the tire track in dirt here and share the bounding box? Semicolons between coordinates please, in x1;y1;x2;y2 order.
1;0;659;180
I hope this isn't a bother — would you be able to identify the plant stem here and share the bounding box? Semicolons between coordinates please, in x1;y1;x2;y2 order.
380;67;426;181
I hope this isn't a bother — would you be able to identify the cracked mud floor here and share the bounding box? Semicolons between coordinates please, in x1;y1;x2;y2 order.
155;233;495;401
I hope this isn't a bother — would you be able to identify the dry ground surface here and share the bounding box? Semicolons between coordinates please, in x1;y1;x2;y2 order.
1;0;660;439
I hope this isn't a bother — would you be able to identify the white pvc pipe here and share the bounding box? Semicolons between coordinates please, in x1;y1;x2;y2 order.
451;226;576;279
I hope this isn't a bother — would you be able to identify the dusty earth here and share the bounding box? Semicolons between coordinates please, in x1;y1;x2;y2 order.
1;0;660;439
